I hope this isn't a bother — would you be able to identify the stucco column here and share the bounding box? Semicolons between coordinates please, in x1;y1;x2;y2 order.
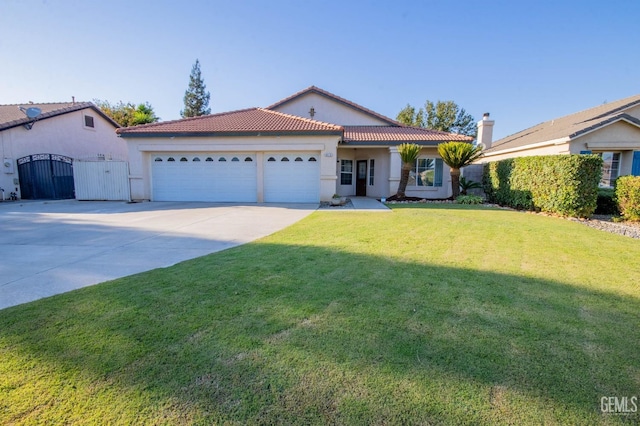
388;146;401;197
320;139;340;201
256;152;264;202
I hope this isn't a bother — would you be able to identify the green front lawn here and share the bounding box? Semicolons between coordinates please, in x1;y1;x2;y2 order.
1;204;639;425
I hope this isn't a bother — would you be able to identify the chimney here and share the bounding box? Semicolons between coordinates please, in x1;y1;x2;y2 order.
477;112;494;149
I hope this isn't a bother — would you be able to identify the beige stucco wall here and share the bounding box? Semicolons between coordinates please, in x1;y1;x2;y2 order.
0;109;125;197
336;147;390;198
571;121;640;151
389;147;452;199
272;93;388;126
569;122;640;176
124;134;340;202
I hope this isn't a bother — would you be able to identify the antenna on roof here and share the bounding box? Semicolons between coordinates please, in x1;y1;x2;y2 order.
18;106;42;130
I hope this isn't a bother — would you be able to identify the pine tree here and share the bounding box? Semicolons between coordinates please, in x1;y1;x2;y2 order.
181;59;211;118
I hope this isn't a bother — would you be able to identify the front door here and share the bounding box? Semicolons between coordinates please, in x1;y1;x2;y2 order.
356;160;367;196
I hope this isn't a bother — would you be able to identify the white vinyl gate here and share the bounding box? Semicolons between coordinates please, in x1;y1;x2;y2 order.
73;160;130;201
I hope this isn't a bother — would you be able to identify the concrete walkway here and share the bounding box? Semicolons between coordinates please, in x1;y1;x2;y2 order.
351;197;390;211
320;197;390;212
0;200;316;310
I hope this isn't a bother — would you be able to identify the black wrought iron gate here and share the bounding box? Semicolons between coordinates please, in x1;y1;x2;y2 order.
17;154;74;199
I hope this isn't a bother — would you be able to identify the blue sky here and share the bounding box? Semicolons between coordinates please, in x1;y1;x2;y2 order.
1;0;639;140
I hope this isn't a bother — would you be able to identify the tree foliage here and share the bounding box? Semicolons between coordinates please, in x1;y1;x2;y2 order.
396;100;476;137
396;104;425;127
94;100;159;127
396;143;422;200
438;141;483;198
181;59;211;118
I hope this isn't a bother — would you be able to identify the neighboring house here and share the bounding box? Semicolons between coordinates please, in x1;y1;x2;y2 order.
118;86;472;203
0;102;125;199
477;94;640;187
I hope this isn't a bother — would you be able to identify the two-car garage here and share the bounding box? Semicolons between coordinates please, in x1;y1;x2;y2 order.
118;107;342;203
151;152;320;203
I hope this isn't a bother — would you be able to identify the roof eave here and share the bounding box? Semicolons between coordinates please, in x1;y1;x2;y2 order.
118;130;344;138
0;103;120;131
341;140;442;147
483;137;571;156
570;114;640;141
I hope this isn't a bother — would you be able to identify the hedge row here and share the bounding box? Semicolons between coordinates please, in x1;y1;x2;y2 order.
616;176;640;221
483;155;603;218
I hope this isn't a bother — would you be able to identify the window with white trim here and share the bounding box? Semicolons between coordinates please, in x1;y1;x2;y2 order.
599;152;621;187
407;157;443;187
369;159;375;186
340;159;353;185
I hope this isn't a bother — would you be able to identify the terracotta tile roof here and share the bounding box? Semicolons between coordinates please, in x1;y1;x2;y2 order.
0;102;119;131
267;86;400;126
487;94;640;153
343;125;474;145
117;108;343;136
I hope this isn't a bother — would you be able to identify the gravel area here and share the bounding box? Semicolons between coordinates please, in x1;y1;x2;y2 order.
568;215;640;239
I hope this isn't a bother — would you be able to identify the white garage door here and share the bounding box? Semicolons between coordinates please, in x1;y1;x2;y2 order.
152;154;257;202
264;153;320;202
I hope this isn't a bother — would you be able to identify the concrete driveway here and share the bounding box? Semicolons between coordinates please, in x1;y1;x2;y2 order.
0;200;316;310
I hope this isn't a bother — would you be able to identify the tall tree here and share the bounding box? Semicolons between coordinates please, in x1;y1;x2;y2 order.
94;100;159;127
396;143;422;200
396;104;425;127
396;100;476;138
181;59;211;118
437;141;483;199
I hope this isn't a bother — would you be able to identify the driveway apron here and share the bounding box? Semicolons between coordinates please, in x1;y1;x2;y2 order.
0;200;316;310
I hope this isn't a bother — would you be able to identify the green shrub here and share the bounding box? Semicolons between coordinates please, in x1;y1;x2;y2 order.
455;195;484;204
615;175;640;221
483;155;602;218
595;188;619;215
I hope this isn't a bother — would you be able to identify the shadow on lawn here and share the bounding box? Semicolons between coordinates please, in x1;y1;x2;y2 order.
1;242;639;423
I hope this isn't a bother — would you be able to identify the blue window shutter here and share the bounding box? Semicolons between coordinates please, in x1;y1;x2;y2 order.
434;158;443;187
632;151;640;176
580;150;592;155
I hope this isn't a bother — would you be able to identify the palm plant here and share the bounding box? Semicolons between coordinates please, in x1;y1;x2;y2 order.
459;176;482;195
437;142;483;199
396;143;421;199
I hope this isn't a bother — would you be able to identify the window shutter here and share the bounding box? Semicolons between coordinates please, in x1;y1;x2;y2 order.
434;158;443;187
632;151;640;176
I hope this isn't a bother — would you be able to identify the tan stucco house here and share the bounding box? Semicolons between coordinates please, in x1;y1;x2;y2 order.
0;102;125;199
118;86;472;203
477;94;640;186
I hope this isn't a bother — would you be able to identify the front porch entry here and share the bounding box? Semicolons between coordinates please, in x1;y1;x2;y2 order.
356;160;367;196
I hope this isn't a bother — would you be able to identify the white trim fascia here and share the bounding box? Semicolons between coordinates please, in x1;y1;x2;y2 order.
483;137;570;157
586;141;640;150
